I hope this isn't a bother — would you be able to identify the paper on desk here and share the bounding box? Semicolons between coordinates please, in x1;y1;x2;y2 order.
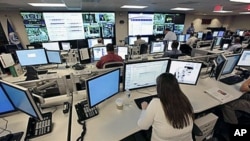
0;53;15;68
79;48;90;60
204;87;233;103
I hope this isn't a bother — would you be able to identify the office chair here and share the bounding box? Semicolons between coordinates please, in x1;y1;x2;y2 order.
233;47;243;54
169;53;185;59
139;43;148;55
180;44;192;56
103;61;124;68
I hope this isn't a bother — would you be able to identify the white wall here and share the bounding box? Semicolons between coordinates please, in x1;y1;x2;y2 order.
0;10;250;48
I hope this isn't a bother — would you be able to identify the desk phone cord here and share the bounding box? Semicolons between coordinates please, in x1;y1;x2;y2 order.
76;121;86;141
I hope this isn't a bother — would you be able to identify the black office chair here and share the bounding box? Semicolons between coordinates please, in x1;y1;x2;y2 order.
103;61;124;68
169;53;185;59
180;44;192;56
139;43;148;55
233;47;243;54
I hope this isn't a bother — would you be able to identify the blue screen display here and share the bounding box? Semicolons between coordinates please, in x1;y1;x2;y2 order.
0;86;15;114
46;50;62;64
16;49;48;66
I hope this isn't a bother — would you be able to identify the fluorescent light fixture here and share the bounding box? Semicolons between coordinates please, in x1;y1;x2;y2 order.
213;10;233;13
28;3;66;7
121;5;148;9
170;7;194;11
230;0;250;3
240;12;250;14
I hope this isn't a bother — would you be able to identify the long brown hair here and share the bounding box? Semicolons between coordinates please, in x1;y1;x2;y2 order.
156;73;193;129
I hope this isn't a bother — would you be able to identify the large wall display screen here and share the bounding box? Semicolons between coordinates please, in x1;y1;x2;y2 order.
82;12;115;38
20;12;49;43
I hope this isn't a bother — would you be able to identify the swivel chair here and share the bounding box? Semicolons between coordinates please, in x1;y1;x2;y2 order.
103;61;124;69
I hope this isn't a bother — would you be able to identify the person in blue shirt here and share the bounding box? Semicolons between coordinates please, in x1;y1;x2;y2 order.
187;23;195;34
204;31;213;40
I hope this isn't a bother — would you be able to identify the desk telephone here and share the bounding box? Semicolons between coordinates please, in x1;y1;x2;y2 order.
72;63;85;70
75;100;98;123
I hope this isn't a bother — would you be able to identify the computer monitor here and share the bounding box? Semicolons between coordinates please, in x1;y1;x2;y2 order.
215;37;222;46
237;50;250;67
168;60;202;85
149;41;165;54
221;54;241;75
0;86;15;116
212;31;219;37
103;39;113;45
213;54;228;80
123;59;169;90
239;31;244;36
86;68;120;108
88;38;98;48
167;41;180;50
0;80;43;120
197;32;203;39
117;46;128;60
61;42;71;51
16;49;48;66
222;43;229;50
128;36;149;45
42;42;60;51
220;38;232;49
217;31;224;37
46;50;62;64
185;34;191;41
178;35;185;42
92;46;107;61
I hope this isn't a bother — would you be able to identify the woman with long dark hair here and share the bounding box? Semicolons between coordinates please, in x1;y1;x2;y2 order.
137;73;194;141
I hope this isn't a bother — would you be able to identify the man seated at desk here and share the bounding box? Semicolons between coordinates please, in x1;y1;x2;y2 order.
134;35;146;46
93;38;104;47
186;33;198;48
227;37;242;53
96;43;123;69
162;40;182;58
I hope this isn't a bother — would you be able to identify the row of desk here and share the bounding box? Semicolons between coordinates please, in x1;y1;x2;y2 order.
0;53;245;141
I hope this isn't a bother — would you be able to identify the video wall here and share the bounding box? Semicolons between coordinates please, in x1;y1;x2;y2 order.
20;12;115;43
128;12;185;36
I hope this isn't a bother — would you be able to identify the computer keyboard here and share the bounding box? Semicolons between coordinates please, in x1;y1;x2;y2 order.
220;75;244;85
0;132;23;141
75;100;98;123
25;112;52;139
134;95;158;109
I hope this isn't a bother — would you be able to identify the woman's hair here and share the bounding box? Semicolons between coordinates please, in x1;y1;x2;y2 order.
156;73;193;129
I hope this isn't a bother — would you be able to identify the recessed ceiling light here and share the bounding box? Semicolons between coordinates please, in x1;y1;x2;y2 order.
121;5;147;9
213;10;233;13
170;7;194;11
239;12;250;14
28;3;66;7
230;0;250;3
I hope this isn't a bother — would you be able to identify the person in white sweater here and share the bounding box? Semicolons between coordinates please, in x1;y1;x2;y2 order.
137;73;194;141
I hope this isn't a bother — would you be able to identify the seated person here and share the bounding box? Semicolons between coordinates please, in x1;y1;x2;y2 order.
227;37;242;52
222;78;250;124
137;73;194;140
204;31;213;40
96;43;123;69
162;40;182;57
93;38;105;47
134;35;146;46
186;33;198;48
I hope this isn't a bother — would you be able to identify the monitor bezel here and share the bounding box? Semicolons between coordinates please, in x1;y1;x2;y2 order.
237;50;250;67
149;41;166;54
123;58;169;91
221;53;241;76
92;46;107;61
87;38;99;48
61;42;71;51
15;48;48;67
214;54;228;80
0;80;43;120
46;50;62;64
167;59;203;85
86;68;120;108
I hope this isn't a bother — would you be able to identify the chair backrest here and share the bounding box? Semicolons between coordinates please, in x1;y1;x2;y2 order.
180;44;192;55
103;61;124;68
139;43;148;55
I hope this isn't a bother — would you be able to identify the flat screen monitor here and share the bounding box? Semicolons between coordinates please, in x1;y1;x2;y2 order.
178;35;185;42
103;39;113;45
215;37;222;46
92;46;107;61
221;54;241;75
237;50;250;67
168;60;202;85
213;31;219;37
218;31;224;37
167;41;180;50
220;38;232;49
88;38;98;47
129;36;149;45
0;86;15;116
185;34;191;41
123;59;169;90
197;32;203;39
239;31;244;36
150;41;165;54
46;50;62;64
86;68;120;108
0;80;43;120
16;49;48;66
42;42;60;51
214;54;227;80
117;46;128;60
61;42;71;51
222;43;229;50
